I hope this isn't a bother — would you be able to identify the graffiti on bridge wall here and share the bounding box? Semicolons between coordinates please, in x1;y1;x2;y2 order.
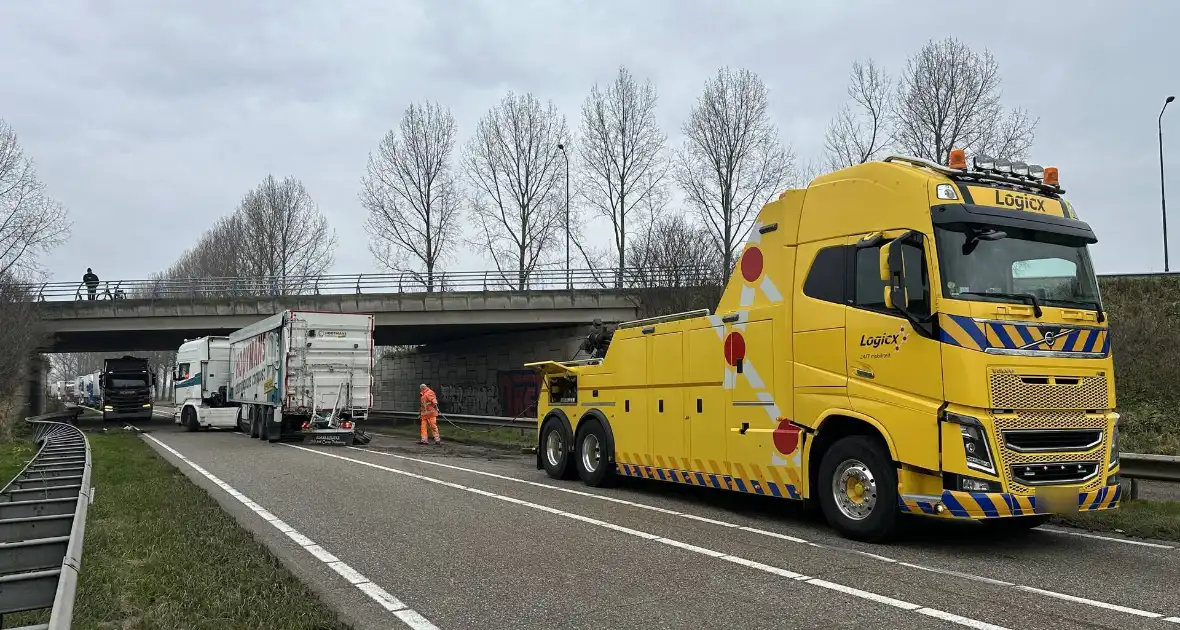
497;369;539;418
436;369;540;417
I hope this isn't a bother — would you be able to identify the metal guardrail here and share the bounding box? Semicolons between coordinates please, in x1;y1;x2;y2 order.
1120;453;1180;482
14;266;722;302
368;410;536;430
1;408;91;630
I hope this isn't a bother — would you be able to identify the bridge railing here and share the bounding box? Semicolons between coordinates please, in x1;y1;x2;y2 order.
18;265;724;302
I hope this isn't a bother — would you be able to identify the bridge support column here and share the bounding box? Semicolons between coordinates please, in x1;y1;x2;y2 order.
25;353;46;418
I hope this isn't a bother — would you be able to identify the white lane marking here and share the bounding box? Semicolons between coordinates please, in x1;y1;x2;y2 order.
1014;586;1162;619
1037;526;1176;549
143;436;439;630
1165;616;1180;624
290;445;1008;630
350;446;1180;621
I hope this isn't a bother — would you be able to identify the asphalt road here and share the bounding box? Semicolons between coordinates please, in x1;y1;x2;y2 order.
113;408;1180;630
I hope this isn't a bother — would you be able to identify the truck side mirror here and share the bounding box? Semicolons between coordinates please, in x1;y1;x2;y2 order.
151;373;158;386
98;375;105;387
879;236;910;311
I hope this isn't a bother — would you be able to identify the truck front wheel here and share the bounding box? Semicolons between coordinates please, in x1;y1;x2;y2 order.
817;435;899;543
182;407;199;432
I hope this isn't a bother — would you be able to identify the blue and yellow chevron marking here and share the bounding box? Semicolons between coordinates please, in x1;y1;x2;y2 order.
939;314;1109;357
615;453;801;501
899;486;1121;519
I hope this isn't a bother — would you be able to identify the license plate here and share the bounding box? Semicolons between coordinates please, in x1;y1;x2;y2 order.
1035;485;1081;514
302;432;355;446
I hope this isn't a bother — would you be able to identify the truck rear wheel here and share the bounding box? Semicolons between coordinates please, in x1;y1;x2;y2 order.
540;418;574;480
817;435;899;543
574;418;614;487
249;407;261;438
266;408;281;443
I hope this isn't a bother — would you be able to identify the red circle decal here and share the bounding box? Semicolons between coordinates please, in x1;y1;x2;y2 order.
773;420;800;455
723;332;746;366
740;247;764;282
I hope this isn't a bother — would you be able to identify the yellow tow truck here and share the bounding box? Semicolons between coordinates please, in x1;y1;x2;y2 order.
528;150;1120;542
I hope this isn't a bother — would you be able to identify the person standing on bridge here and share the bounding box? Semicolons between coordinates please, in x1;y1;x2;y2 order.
419;383;441;445
82;268;99;300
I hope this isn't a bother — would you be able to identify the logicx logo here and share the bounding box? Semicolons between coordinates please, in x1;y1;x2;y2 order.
860;326;910;352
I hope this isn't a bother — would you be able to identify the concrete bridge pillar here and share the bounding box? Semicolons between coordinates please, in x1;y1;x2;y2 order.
25;353;47;417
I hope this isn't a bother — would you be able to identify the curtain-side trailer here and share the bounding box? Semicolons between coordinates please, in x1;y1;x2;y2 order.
228;310;374;445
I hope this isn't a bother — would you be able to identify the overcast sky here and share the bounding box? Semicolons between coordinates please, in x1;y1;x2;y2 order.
2;0;1177;285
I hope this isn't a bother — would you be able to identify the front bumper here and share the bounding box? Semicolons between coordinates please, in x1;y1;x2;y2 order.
900;485;1121;519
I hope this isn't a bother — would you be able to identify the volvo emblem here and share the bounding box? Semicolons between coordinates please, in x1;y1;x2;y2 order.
1019;328;1068;351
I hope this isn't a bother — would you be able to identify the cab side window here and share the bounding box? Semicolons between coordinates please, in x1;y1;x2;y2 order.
853;240;930;317
802;245;848;304
177;363;190;378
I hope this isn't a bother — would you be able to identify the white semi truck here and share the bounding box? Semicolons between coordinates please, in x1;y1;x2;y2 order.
172;336;241;431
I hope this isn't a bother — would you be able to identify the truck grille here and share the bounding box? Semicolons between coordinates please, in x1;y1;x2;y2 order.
990;411;1108;495
1001;429;1103;453
1011;461;1100;486
988;371;1109;410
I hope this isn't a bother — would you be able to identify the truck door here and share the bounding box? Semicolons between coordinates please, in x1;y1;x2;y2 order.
844;233;943;472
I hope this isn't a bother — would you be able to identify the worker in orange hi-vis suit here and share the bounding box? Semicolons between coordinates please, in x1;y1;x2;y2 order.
419;383;441;445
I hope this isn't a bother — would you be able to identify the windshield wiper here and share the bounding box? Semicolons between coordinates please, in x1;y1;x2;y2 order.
958;291;1043;318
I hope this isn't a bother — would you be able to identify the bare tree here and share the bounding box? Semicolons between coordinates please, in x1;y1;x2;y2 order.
824;60;894;169
0;277;43;433
578;66;669;287
674;67;796;275
0;119;70;279
463;92;568;289
361;101;461;291
626;212;724;317
893;37;1037;165
236;175;337;294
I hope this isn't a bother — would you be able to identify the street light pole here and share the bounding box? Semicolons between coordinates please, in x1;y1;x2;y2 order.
1160;95;1175;272
557;143;570;289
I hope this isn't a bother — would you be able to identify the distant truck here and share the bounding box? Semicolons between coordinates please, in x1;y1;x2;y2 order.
80;373;101;407
100;356;156;421
172;336;242;431
227;310;374;445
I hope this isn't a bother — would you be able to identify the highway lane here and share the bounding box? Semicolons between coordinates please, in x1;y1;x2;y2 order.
143;429;1180;630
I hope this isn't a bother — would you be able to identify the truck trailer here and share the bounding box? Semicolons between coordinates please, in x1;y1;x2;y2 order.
173;336;241;431
528;150;1121;543
101;356;156;421
228;310;374;445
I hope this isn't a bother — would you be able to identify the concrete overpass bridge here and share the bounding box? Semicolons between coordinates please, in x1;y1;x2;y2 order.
25;267;714;353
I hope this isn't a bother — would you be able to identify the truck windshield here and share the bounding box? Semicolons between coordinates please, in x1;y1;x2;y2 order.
933;225;1101;309
109;377;148;388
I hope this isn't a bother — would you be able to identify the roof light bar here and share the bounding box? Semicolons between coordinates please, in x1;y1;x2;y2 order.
974;154;996;171
1028;164;1044;180
993;158;1012;174
1010;161;1029;177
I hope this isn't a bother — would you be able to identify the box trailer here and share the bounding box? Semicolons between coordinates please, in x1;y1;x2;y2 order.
228;310;374;445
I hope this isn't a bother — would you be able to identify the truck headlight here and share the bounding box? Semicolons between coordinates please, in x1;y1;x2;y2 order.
948;412;996;476
103;406;113;411
1109;421;1120;470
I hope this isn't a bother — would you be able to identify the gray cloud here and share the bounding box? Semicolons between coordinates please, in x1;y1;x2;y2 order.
1;0;1176;284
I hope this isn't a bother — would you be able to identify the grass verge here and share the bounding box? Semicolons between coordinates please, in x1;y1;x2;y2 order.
2;432;347;630
1050;498;1180;543
372;421;535;450
0;438;37;488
